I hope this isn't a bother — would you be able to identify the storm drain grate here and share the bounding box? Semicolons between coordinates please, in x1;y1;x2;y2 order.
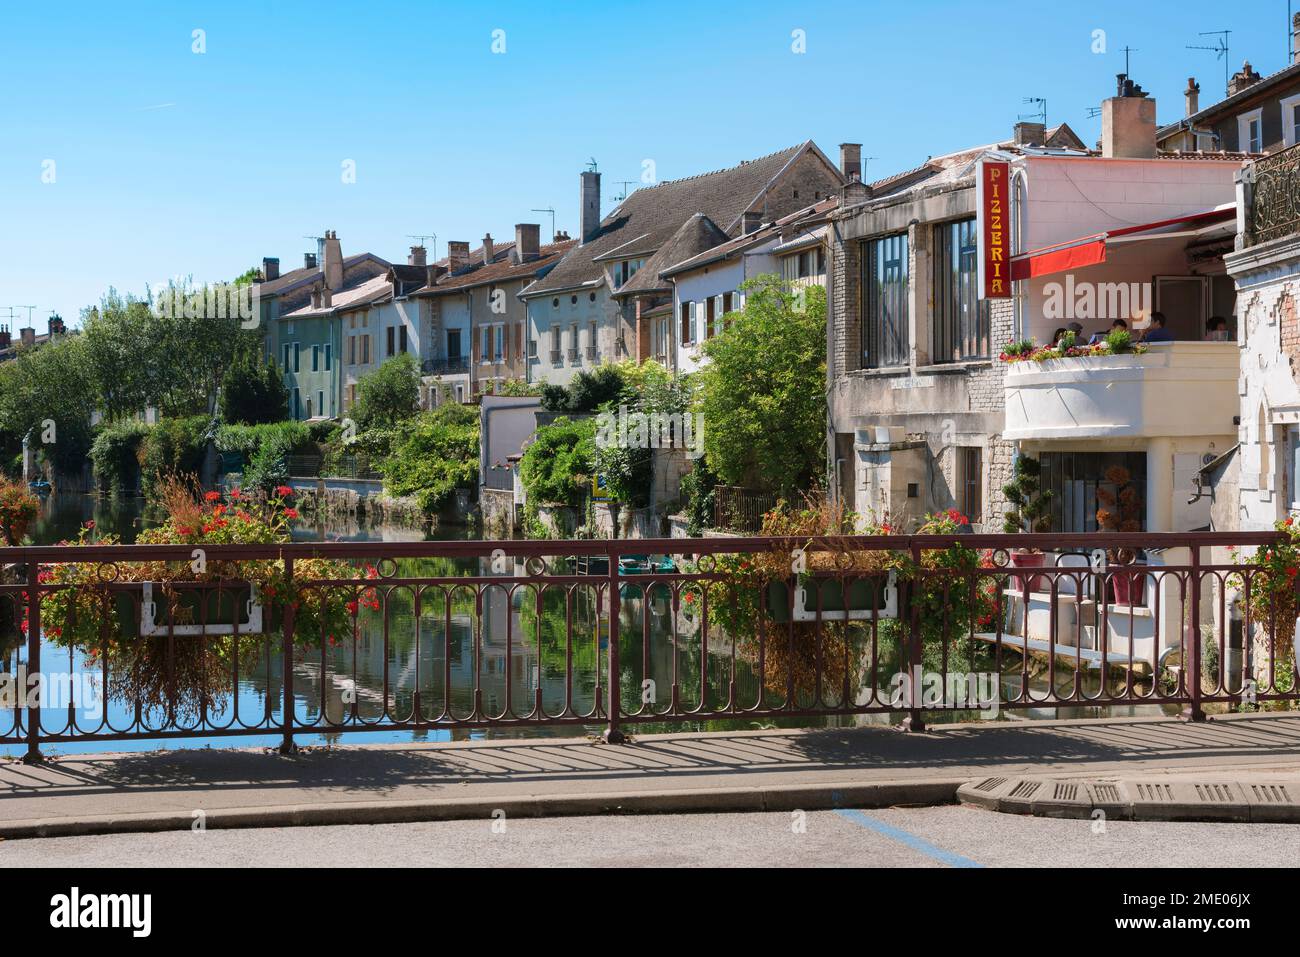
1250;784;1291;803
973;777;1008;792
1009;780;1041;799
1136;783;1174;802
1052;782;1079;801
1092;783;1121;803
1194;783;1235;803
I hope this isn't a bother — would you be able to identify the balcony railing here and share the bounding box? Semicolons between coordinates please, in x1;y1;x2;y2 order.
421;356;469;375
567;348;579;363
5;530;1294;759
1245;143;1300;247
1003;341;1238;441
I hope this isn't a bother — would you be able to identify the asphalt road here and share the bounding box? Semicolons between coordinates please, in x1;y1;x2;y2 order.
2;805;1295;867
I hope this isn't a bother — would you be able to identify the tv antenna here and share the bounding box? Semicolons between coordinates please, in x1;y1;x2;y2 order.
302;234;326;264
407;233;437;260
532;207;557;242
862;156;880;176
1187;31;1231;97
611;180;637;203
1019;97;1047;126
1119;45;1139;77
585;158;598;173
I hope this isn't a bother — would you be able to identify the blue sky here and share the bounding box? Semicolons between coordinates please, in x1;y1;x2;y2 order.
0;0;1293;327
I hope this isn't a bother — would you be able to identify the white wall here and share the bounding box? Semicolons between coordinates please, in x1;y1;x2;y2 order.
525;286;613;385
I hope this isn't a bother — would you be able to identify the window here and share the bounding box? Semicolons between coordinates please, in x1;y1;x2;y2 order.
1283;94;1300;148
387;327;395;357
324;344;332;371
588;320;598;358
528;338;538;358
317;390;324;417
399;325;408;354
361;335;371;364
610;258;644;290
680;302;694;344
494;325;504;361
292;343;300;373
311;344;320;372
705;297;717;339
550;326;562;364
956;447;983;523
347;336;356;365
933;218;988;361
863;233;909;368
569;322;579;361
1239;108;1264;153
481;326;492;363
286;320;295;335
1038;451;1147;533
447;328;461;361
282;343;292;372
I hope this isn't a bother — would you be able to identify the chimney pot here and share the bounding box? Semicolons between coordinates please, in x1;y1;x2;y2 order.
1014;121;1046;146
580;170;602;244
1228;61;1263;97
482;233;495;265
838;143;862;182
0;329;10;350
304;252;318;269
20;327;35;347
408;245;426;267
262;257;280;281
322;231;343;290
1185;77;1200;118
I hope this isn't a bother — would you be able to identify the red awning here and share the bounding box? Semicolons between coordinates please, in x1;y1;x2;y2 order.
1008;207;1235;282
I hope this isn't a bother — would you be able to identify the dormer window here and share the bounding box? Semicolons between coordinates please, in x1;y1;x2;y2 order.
610;258;643;290
1239;108;1263;153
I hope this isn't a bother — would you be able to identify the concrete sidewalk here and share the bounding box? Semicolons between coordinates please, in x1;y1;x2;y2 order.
3;713;1300;838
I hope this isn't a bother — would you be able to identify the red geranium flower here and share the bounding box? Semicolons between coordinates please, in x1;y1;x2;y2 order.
283;507;299;519
276;485;294;497
204;491;222;502
82;519;95;530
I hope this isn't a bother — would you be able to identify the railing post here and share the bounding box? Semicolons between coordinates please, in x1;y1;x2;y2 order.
899;540;926;733
1183;544;1207;722
279;556;298;754
22;562;43;764
602;544;626;744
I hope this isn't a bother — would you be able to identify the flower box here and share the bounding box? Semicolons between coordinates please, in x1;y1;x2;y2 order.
137;581;265;637
765;572;899;623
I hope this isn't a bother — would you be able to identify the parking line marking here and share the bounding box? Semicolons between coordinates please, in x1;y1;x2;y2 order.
834;809;983;868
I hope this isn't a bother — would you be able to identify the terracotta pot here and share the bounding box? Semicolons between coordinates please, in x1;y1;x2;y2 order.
1009;550;1048;596
1109;567;1145;606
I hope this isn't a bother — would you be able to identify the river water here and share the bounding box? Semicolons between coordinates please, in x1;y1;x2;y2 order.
3;494;1165;756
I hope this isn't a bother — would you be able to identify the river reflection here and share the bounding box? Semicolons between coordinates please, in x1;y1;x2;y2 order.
3;494;1170;755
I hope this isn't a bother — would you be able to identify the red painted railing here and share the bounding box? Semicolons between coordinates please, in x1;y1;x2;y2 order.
3;531;1295;761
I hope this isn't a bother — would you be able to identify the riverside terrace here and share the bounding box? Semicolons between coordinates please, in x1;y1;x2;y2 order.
1;529;1296;761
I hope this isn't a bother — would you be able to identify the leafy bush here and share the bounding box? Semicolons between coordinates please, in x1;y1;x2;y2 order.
540;364;626;413
520;417;596;506
139;415;212;495
381;404;480;514
89;420;151;495
680;456;719;536
214;421;312;491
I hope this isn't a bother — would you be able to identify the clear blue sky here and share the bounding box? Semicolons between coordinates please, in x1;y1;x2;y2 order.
0;0;1294;328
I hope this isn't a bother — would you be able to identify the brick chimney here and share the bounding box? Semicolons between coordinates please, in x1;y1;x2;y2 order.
1229;61;1263;97
515;223;540;263
408;245;426;267
482;233;495;265
322;230;343;290
1101;75;1156;159
1014;122;1046;146
555;229;571;242
262;257;280;281
742;211;763;234
311;287;322;309
0;328;10;350
47;314;65;337
839;143;862;182
19;327;35;347
580;169;601;244
447;241;471;272
426;263;448;285
304;252;318;269
1185;77;1200;118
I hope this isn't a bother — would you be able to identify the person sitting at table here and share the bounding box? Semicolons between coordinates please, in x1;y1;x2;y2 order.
1051;327;1067;346
1142;312;1173;343
1088;319;1128;344
1206;316;1229;340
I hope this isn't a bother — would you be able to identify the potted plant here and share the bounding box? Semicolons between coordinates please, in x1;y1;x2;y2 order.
1095;465;1144;605
1001;455;1053;594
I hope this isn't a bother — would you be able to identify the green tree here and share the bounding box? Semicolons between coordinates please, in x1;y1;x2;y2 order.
697;276;827;497
381;404;480;514
220;349;289;424
0;335;96;473
354;353;421;429
520;417;596;506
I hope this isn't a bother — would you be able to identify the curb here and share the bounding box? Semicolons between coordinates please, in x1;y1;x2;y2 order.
0;779;964;840
957;776;1300;823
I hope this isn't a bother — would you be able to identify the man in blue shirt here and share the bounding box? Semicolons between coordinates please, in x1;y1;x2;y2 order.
1143;312;1174;343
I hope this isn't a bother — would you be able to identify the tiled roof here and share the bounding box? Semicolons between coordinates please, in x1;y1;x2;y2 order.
523;141;842;298
283;273;393;319
660;197;838;279
616;213;730;297
414;239;577;296
1157;61;1300;137
256;253;389;297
